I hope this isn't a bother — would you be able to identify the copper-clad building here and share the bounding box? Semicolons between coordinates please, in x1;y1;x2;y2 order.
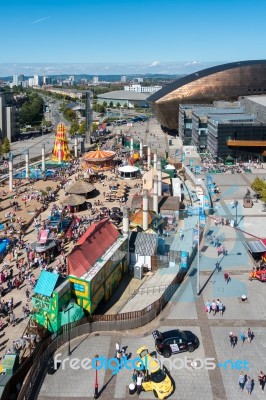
148;60;266;131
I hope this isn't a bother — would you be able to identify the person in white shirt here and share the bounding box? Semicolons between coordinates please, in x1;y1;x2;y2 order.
136;372;143;395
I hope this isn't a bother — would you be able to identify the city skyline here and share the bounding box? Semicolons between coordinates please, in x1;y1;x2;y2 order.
1;0;265;76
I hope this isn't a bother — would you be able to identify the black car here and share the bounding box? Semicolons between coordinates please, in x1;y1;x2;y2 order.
152;329;199;358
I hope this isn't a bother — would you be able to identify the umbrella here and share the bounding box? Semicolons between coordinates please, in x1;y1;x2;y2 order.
111;207;120;213
61;194;86;207
110;213;120;220
66;180;95;195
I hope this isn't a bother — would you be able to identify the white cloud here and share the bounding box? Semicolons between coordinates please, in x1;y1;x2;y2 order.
149;61;160;67
33;16;50;24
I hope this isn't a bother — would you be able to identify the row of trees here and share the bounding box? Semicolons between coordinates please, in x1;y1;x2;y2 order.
251;177;266;202
19;93;44;126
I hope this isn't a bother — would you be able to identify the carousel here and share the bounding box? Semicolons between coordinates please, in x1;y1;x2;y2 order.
82;148;116;172
52;123;72;163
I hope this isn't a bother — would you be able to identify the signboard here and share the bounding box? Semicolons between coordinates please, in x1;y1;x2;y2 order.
209;183;215;195
180;251;189;269
187;206;203;216
199;213;206;227
204;195;210;210
193;228;199;243
195;166;201;174
207;175;213;186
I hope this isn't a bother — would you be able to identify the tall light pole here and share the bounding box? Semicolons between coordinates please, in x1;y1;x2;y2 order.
94;354;99;399
62;299;74;356
196;206;201;295
235;200;238;226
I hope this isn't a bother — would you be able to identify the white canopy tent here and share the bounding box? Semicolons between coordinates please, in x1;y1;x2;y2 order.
118;165;139;180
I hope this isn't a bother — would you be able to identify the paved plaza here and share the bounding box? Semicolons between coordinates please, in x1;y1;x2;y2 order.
38;174;266;399
1;117;266;400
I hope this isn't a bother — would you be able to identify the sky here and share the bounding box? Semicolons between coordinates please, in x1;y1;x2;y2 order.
0;0;266;75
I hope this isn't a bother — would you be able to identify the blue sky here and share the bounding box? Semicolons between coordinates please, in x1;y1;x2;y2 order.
1;0;266;75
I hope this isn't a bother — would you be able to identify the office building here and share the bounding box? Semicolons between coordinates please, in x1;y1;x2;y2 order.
0;92;19;142
148;60;266;132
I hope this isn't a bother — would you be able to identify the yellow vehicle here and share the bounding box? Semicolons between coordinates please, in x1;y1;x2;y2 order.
136;346;174;399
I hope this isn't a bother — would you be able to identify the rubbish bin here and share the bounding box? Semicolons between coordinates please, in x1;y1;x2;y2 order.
129;383;136;395
47;357;56;375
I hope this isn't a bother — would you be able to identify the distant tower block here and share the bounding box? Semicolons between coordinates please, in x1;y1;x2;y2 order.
153;175;158;214
157;159;162;196
143;189;149;231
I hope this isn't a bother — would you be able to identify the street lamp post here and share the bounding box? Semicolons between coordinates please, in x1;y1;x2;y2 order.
94;354;99;399
62;299;74;356
235;200;239;226
196;207;201;295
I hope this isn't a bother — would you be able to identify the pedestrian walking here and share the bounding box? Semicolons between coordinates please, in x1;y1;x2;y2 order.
246;328;253;343
238;371;245;390
218;301;224;315
245;376;252;395
258;371;266;392
205;300;211;313
229;332;237;347
240;329;246;345
224;272;231;284
132;369;137;384
136;371;143;395
211;300;217;315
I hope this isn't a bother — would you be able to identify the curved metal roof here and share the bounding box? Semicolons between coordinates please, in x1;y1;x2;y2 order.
148;60;266;103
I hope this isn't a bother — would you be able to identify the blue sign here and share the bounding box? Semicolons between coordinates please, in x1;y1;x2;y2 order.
175;149;179;156
195;166;201;174
204;195;210;210
209;183;215;195
189;159;194;167
187;206;203;216
193;228;199;244
181;153;185;161
180;251;189;269
207;175;213;186
199;213;206;226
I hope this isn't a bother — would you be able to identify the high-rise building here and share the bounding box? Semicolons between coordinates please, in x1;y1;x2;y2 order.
0;92;19;142
43;76;51;85
92;76;99;84
121;75;127;83
28;78;35;87
34;74;40;86
12;75;18;85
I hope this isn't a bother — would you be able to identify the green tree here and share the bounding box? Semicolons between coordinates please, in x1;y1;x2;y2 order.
103;101;107;107
79;121;86;134
69;121;80;136
2;138;11;155
116;102;121;108
109;101;113;108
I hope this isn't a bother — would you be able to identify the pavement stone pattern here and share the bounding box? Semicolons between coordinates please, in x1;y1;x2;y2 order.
1;116;266;399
